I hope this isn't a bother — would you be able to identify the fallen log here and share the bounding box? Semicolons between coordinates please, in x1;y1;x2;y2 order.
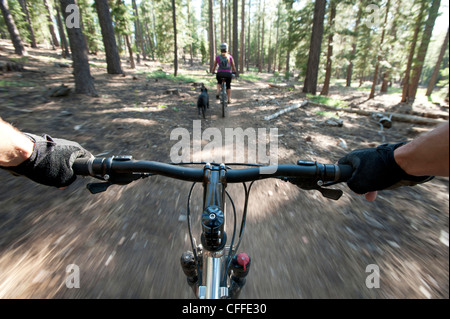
307;101;446;125
268;83;296;90
264;101;307;120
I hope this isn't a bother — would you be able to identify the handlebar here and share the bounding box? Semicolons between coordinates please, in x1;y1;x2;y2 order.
73;156;352;198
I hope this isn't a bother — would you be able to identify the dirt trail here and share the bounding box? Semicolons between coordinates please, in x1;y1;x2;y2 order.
0;42;448;298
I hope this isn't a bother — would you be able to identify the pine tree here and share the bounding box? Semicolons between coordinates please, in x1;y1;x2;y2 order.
320;0;337;96
401;0;428;103
172;0;178;76
60;0;97;96
303;0;326;94
0;0;27;56
369;0;391;99
43;0;59;48
346;1;363;87
426;27;449;96
18;0;37;48
94;0;123;74
407;0;441;102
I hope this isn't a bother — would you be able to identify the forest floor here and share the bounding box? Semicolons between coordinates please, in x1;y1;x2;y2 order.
0;40;448;299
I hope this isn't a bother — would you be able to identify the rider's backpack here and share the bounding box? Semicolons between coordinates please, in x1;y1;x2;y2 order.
219;55;231;71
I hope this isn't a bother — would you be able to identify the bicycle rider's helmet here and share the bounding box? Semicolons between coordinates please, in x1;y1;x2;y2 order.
220;43;228;52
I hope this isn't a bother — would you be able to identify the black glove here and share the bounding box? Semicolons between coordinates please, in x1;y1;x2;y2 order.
338;142;433;194
1;133;92;188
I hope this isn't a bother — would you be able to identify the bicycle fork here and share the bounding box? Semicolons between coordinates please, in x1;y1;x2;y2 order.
180;164;251;299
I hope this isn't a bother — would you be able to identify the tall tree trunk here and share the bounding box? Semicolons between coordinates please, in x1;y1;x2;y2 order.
228;0;231;46
132;0;146;60
273;3;281;73
44;0;60;48
408;0;441;101
172;0;178;76
246;0;251;71
267;20;272;73
369;0;391;100
208;0;216;73
0;0;27;56
303;0;326;95
187;0;193;66
232;0;239;75
55;0;70;57
220;0;224;42
285;0;293;79
239;0;245;73
426;27;449;96
320;0;336;96
401;0;427;103
94;0;123;74
124;34;135;69
59;0;97;96
18;0;37;48
259;0;265;73
346;2;363;87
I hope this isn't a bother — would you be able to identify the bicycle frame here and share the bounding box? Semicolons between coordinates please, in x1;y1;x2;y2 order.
185;163;244;299
220;79;227;118
73;157;352;299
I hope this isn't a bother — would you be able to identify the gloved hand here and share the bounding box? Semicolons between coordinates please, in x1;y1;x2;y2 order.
338;142;433;194
1;133;92;188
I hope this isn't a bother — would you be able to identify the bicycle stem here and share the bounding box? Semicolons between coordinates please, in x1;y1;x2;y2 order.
201;163;227;252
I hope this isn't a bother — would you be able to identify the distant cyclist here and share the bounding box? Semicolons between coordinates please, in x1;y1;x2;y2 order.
211;43;237;104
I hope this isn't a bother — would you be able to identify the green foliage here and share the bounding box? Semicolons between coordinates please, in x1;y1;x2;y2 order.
306;94;349;108
145;70;197;83
111;0;134;36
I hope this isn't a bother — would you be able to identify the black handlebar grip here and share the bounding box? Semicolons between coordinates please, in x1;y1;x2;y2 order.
337;164;353;182
73;157;94;176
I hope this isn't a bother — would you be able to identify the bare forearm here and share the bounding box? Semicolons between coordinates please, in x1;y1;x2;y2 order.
394;122;449;177
0;118;34;167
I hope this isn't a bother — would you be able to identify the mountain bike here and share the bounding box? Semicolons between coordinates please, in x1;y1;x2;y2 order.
215;73;235;118
73;156;352;299
219;76;228;118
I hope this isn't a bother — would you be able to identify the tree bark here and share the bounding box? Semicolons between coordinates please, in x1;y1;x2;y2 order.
285;0;293;79
220;0;224;42
303;0;326;95
0;0;27;56
18;0;37;48
259;0;265;73
172;0;178;77
239;0;245;73
208;0;216;73
94;0;123;74
320;0;336;96
346;2;363;87
132;0;146;60
369;0;391;100
60;0;97;96
44;0;60;48
401;0;427;103
246;0;251;71
407;0;441;102
54;0;70;57
425;27;449;96
233;0;239;75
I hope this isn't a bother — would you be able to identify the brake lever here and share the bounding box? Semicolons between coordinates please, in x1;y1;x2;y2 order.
87;182;112;194
282;177;343;201
86;172;153;194
315;187;343;200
